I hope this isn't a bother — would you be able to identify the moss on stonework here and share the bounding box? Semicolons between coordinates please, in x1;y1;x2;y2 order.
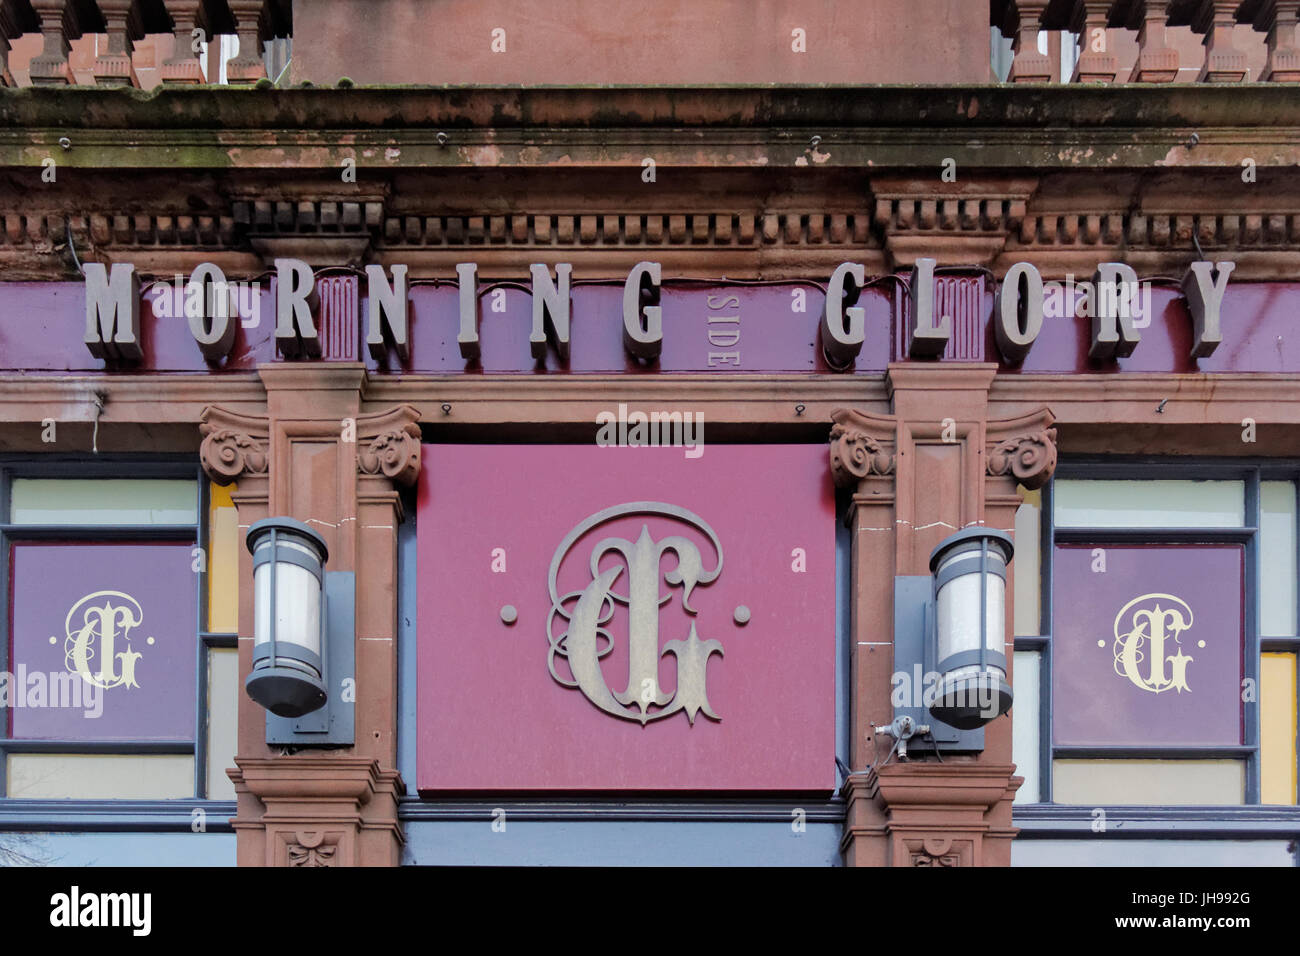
0;85;1297;172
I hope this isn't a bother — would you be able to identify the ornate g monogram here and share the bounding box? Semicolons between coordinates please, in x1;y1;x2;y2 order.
548;502;725;726
1112;593;1197;694
62;590;149;690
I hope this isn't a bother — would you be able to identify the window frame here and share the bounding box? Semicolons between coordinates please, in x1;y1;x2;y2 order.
0;455;236;822
1015;456;1300;834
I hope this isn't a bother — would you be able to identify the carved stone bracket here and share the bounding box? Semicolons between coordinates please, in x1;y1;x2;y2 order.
829;407;898;488
355;404;422;488
199;406;270;485
985;407;1058;490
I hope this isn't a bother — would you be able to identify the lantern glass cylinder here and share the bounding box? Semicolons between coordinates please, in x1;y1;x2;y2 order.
928;529;1014;730
246;518;329;718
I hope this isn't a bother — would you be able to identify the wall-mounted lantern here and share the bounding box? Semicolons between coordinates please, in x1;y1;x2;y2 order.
887;528;1015;755
245;517;355;744
927;529;1014;730
246;518;329;716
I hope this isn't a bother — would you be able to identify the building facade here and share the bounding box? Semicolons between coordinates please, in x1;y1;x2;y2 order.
0;0;1298;867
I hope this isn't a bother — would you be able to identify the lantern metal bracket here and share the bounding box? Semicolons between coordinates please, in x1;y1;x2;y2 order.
265;571;356;746
892;576;985;754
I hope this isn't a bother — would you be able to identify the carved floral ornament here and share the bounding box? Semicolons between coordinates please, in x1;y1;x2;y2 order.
987;428;1058;491
357;424;422;487
199;430;269;484
829;409;897;488
199;407;270;486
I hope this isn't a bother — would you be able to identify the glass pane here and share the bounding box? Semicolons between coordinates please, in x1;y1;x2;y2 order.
1053;479;1245;529
206;648;238;800
10;479;197;525
8;542;197;741
1261;482;1298;636
1012;650;1040;804
1052;543;1244;746
1261;652;1298;805
1014;487;1041;636
1052;759;1244;805
6;754;193;799
208;481;240;633
1015;839;1295;867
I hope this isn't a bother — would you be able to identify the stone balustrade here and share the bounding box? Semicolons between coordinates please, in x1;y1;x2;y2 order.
0;0;291;87
994;0;1300;82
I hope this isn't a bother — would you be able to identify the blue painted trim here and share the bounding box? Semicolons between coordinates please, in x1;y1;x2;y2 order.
835;487;850;782
195;470;209;798
1053;745;1254;759
1014;804;1300;839
1055;457;1259;479
1054;527;1255;543
1246;470;1262;803
397;485;418;791
398;797;845;823
1039;476;1053;804
1;740;193;753
0;799;236;832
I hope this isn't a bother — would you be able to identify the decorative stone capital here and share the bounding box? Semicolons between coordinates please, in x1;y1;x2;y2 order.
829;407;897;488
985;408;1058;490
355;404;422;487
199;406;270;485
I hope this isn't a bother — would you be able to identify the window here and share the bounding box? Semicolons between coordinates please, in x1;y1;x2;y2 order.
0;462;239;802
1013;463;1300;808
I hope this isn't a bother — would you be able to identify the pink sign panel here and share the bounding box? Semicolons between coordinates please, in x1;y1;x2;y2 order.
416;444;837;791
1052;543;1244;747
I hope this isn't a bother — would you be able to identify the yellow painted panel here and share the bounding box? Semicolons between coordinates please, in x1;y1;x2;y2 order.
6;754;193;799
1261;653;1298;805
1053;759;1244;805
206;648;238;800
208;481;239;634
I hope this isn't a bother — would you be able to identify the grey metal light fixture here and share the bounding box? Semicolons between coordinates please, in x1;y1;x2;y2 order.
246;517;330;718
927;528;1014;730
889;527;1015;754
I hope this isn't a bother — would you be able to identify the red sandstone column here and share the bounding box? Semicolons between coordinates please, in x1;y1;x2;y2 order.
832;364;1057;866
202;366;417;866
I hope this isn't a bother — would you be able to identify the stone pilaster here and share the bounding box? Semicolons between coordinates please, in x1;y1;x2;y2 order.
831;364;1056;867
202;367;419;866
